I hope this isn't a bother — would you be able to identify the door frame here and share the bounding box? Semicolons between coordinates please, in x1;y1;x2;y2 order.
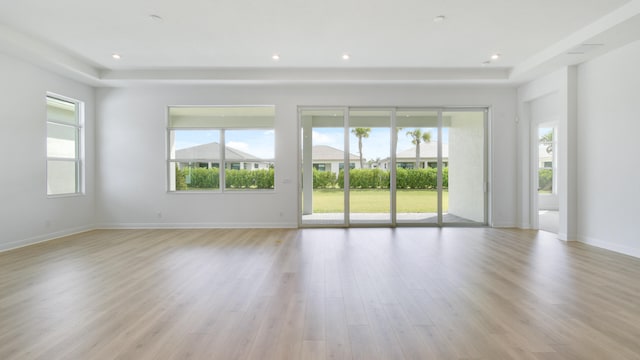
298;106;489;228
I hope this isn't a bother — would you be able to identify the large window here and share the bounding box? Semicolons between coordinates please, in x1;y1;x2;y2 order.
168;106;275;191
46;95;83;196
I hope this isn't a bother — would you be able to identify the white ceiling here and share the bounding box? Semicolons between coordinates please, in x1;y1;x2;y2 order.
0;0;639;85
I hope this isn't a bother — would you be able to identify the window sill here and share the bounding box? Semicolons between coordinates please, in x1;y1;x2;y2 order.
167;189;277;194
47;193;85;199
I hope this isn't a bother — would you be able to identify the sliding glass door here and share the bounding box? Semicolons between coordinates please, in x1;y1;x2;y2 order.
299;107;487;227
395;110;440;224
300;109;346;226
348;110;392;224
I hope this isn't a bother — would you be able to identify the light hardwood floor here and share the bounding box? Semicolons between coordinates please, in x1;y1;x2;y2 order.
1;228;640;360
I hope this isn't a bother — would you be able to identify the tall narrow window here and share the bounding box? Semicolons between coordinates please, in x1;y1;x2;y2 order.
168;106;275;191
46;95;83;196
538;126;555;194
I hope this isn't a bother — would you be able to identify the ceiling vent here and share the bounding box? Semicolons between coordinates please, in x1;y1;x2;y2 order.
567;43;605;55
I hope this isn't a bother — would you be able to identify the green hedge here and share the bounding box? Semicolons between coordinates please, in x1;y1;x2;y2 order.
539;168;553;191
338;168;390;189
176;167;274;190
226;169;274;189
178;167;450;190
334;167;448;189
313;168;337;188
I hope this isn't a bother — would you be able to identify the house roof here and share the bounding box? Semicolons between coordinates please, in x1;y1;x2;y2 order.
396;142;449;160
312;145;359;161
175;142;263;161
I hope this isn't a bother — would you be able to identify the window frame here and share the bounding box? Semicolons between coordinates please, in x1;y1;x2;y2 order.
167;106;276;193
46;94;84;197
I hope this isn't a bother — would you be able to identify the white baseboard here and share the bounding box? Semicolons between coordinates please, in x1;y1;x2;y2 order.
491;222;517;228
95;222;299;229
516;222;532;229
5;224;638;260
1;222;298;253
578;234;640;259
0;225;95;253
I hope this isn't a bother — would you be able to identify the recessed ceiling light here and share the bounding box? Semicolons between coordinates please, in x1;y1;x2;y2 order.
491;53;501;60
481;60;491;66
112;53;121;60
272;54;280;60
149;14;163;22
433;15;446;22
342;53;350;60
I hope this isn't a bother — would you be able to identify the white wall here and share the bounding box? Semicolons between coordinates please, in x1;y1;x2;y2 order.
576;40;640;258
447;111;485;222
96;84;518;228
538;195;559;211
0;52;95;251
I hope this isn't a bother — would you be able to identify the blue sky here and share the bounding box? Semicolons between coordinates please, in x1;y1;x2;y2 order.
174;127;447;161
314;127;447;161
539;126;554;137
174;130;275;159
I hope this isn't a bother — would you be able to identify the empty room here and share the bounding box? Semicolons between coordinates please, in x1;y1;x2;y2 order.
1;0;640;359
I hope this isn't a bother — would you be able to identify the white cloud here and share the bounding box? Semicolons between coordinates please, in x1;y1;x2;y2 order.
312;130;339;145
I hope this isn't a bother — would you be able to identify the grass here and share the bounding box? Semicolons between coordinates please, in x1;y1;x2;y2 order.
311;189;449;213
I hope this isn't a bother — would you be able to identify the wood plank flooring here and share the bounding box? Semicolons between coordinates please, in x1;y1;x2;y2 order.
1;228;640;359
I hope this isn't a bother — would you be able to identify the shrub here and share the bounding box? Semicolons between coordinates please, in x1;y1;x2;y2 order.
176;167;274;190
189;167;220;189
442;167;448;188
313;169;337;188
226;169;274;189
337;170;345;189
175;165;188;190
336;167;447;189
337;169;390;189
539;168;552;191
397;168;438;189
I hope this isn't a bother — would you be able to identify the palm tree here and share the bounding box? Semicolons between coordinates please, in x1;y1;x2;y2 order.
540;130;553;154
351;127;371;169
394;127;403;155
406;129;431;168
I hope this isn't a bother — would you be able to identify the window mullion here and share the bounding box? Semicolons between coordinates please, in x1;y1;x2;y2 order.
220;129;226;191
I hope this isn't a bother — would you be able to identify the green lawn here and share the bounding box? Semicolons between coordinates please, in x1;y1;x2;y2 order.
311;189;449;213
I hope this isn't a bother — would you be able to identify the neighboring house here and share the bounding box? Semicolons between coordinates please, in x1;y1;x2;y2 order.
312;145;360;174
379;142;449;169
539;143;553;169
175;142;272;170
